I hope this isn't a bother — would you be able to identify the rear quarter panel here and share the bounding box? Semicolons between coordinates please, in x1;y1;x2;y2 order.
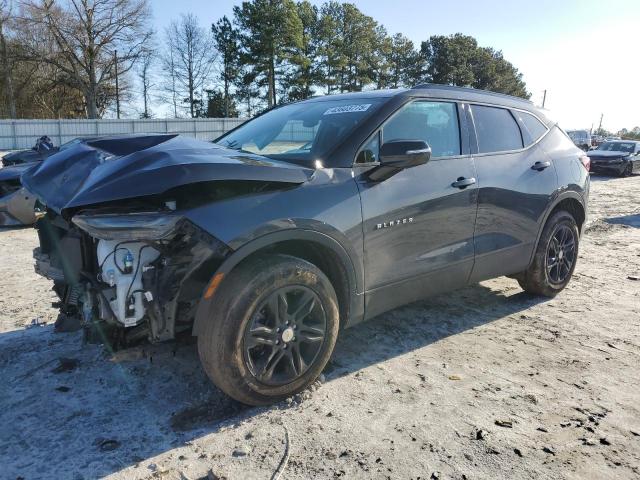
538;126;590;203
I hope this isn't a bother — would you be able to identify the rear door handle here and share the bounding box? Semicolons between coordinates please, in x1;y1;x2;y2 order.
451;177;476;189
531;161;551;171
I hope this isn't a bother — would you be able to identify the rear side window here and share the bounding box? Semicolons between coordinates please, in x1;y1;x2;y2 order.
517;111;548;145
382;101;461;158
472;105;523;153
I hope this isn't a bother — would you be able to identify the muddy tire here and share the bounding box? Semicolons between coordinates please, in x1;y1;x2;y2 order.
197;254;339;406
517;211;580;297
621;163;632;177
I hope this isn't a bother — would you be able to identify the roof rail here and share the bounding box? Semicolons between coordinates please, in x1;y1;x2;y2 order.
411;83;533;104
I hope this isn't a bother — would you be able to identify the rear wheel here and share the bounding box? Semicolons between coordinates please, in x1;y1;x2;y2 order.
517;210;579;297
197;254;339;406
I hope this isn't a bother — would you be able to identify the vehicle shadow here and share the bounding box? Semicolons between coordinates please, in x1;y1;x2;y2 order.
606;213;640;228
589;173;638;182
0;224;32;231
589;174;619;182
0;281;545;479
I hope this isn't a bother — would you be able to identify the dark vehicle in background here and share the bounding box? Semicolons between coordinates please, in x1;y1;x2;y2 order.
567;129;592;151
0;162;39;226
587;140;640;176
0;138;90;226
2;136;55;166
23;85;590;405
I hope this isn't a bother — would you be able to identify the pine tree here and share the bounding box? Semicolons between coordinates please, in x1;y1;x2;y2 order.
212;16;241;117
233;0;303;107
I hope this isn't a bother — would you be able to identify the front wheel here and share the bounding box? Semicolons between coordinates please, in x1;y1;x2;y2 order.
620;163;633;177
197;254;339;406
516;211;580;297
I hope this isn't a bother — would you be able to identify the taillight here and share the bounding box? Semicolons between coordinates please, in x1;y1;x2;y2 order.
580;155;590;172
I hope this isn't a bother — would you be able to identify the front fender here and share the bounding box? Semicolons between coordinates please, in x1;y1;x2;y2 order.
192;228;364;335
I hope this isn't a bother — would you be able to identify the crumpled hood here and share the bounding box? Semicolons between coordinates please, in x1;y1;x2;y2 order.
587;150;630;159
21;134;313;215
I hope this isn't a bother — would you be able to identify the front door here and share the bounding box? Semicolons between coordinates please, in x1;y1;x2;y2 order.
355;100;478;319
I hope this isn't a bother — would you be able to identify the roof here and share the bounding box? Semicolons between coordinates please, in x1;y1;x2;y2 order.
303;89;408;102
301;84;535;111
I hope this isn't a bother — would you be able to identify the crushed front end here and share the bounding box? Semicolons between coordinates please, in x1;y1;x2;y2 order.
34;208;229;345
22;134;311;346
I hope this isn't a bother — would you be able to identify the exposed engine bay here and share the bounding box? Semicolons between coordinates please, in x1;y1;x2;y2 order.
34;209;229;346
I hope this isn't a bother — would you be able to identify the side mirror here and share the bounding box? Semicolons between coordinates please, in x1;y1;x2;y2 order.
368;140;431;182
379;140;431;169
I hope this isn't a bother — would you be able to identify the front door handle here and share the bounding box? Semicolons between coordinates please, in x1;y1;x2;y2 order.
451;177;476;189
531;161;551;171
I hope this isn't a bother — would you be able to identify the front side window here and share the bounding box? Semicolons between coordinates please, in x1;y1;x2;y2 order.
356;132;380;163
517;111;548;145
382;101;461;158
472;105;523;153
217;98;384;165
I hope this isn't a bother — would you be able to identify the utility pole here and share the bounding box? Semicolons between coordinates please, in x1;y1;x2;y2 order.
598;113;603;133
542;90;547;108
114;50;120;119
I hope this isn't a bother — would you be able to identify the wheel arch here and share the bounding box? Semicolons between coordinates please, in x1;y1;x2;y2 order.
528;192;586;266
192;229;364;336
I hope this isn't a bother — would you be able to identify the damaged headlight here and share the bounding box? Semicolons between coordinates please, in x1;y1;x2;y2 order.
72;212;181;241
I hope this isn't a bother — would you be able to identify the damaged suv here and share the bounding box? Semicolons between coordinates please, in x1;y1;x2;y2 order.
23;85;590;405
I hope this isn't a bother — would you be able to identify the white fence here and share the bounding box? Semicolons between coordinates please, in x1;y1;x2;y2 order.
0;118;246;150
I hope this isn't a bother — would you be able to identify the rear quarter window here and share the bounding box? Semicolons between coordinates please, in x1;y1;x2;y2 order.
517;111;549;145
472;105;523;153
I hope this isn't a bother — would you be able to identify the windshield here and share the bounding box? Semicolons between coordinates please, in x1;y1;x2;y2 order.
597;142;635;153
217;98;384;164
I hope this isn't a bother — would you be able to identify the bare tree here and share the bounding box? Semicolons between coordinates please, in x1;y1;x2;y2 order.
136;47;154;118
0;0;16;117
22;0;152;118
162;14;216;118
160;35;179;117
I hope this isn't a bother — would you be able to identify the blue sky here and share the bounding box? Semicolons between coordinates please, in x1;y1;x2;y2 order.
149;0;640;131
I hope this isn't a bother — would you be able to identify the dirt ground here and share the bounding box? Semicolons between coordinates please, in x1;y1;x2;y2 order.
1;174;639;480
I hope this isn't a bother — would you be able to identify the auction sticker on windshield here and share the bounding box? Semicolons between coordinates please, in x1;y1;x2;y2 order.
323;104;372;115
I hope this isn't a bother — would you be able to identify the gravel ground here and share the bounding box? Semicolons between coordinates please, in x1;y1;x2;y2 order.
0;174;639;480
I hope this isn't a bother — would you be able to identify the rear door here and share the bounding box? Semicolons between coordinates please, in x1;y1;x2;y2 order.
356;100;478;319
468;104;558;282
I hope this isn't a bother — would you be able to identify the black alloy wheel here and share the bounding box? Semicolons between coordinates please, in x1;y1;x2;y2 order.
546;224;576;285
516;210;580;297
197;253;339;405
243;286;327;386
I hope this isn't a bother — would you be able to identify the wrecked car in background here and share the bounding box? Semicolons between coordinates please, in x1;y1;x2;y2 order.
0;138;92;226
0;162;39;226
2;136;56;166
23;86;589;406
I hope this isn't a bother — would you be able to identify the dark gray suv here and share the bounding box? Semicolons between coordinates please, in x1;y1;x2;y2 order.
23;84;590;405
